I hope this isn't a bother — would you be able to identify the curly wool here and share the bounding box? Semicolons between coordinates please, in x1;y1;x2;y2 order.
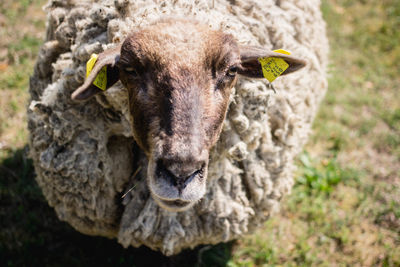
28;0;328;256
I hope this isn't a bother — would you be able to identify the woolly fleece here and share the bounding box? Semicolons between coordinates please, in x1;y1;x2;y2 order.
28;0;328;255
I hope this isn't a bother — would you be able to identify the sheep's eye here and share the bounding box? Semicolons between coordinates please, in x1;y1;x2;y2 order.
227;66;238;77
125;67;138;77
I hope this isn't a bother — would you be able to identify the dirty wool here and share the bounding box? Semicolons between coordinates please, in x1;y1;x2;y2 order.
28;0;328;255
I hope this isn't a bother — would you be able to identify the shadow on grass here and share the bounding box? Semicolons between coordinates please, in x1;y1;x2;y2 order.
0;146;233;267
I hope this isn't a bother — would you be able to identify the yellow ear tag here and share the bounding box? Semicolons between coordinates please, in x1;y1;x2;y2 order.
258;49;291;82
86;53;107;91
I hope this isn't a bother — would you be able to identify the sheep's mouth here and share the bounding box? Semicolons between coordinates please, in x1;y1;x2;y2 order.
161;199;190;207
151;194;194;211
158;198;192;210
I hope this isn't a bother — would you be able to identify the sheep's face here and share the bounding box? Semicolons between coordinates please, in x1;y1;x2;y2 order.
71;19;306;212
118;21;239;211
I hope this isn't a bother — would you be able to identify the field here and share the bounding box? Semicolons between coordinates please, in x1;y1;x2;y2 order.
1;0;399;266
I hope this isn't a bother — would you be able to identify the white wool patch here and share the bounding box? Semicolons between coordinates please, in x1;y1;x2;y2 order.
28;0;328;255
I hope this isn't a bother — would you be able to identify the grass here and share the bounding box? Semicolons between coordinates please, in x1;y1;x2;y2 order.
295;152;350;195
1;0;399;266
0;0;45;148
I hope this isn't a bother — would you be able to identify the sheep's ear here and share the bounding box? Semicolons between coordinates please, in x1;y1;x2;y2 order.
238;45;306;79
71;45;121;101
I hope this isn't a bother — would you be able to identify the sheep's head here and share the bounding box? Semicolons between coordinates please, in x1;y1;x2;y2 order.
71;19;306;212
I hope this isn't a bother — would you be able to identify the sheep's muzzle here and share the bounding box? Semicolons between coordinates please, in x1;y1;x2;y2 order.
147;149;209;211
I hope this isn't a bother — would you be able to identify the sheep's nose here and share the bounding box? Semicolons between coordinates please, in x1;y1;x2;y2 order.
156;159;205;191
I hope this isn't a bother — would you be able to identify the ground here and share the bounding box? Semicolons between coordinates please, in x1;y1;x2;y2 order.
0;0;399;266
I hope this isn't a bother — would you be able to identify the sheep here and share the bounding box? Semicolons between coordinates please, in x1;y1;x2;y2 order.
71;18;307;212
28;0;328;256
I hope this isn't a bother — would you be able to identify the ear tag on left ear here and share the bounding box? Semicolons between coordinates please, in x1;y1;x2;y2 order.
86;53;107;91
258;49;291;82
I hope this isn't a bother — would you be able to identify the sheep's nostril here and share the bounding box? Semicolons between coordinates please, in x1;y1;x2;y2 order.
156;160;205;190
156;160;178;187
183;164;205;186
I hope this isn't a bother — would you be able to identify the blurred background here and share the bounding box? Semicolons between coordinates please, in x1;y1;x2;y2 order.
0;0;399;266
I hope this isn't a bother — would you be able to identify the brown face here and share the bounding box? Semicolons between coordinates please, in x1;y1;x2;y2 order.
117;21;240;211
71;19;306;212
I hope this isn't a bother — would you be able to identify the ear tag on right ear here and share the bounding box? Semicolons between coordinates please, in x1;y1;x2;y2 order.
86;54;107;91
258;49;291;82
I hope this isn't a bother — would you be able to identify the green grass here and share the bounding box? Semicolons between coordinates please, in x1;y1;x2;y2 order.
7;35;42;65
296;152;351;195
1;0;400;266
0;0;45;147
